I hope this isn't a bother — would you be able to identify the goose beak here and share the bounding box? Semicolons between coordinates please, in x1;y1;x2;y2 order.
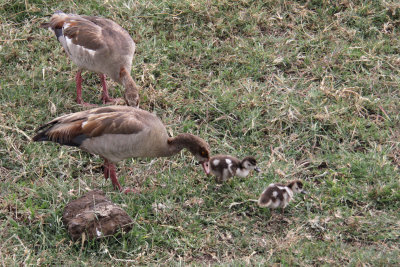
301;190;308;194
201;161;210;175
254;167;261;173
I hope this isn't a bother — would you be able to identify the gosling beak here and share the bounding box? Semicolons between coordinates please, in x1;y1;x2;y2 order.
201;161;210;175
254;167;261;173
301;190;308;194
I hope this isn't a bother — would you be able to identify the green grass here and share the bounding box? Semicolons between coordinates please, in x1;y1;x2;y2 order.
1;0;400;265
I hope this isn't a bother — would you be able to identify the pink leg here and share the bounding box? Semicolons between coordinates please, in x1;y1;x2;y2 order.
103;159;122;191
76;71;83;104
100;74;110;104
75;71;97;107
103;163;110;180
103;159;137;193
100;74;124;105
108;164;122;192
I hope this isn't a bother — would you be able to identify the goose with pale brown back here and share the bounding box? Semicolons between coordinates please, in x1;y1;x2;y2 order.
41;11;139;106
33;106;210;193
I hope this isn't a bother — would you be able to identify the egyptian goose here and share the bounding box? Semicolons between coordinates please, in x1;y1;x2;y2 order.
258;180;306;209
32;106;211;193
208;155;260;183
41;11;139;106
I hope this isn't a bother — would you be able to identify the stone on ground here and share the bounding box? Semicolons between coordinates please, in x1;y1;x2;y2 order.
62;190;133;241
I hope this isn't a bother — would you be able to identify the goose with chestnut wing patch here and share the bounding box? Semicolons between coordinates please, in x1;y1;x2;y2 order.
41;11;139;106
33;106;210;193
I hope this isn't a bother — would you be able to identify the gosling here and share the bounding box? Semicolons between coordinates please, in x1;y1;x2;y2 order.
258;180;306;209
208;155;260;183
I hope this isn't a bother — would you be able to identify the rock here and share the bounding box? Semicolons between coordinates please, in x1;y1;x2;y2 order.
62;190;133;241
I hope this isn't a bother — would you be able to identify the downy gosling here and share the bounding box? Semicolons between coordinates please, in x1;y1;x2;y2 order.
258;180;306;209
208;155;260;183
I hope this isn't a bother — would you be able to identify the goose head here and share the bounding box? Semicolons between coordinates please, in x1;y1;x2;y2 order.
167;133;210;175
187;136;210;175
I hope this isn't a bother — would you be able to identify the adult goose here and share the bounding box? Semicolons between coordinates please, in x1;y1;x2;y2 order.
33;106;211;193
41;11;139;106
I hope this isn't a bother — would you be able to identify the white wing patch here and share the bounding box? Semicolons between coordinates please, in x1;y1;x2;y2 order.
65;36;72;47
213;159;220;166
96;228;102;237
225;159;232;165
272;191;278;197
64;35;97;57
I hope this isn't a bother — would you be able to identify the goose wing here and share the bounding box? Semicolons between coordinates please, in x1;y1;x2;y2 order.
33;106;154;147
42;12;106;58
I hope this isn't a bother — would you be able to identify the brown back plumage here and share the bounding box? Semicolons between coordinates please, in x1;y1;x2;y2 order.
32;106;153;147
33;106;211;166
42;12;134;56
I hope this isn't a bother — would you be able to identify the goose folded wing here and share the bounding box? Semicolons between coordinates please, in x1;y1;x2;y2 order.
33;112;145;147
45;14;105;52
62;18;105;51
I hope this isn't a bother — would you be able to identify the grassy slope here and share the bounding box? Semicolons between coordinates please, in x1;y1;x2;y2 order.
1;0;399;265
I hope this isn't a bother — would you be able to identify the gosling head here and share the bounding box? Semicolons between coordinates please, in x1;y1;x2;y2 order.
241;156;261;172
287;180;307;194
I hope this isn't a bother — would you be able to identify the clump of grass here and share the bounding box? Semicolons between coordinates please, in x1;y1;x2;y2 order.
0;0;399;265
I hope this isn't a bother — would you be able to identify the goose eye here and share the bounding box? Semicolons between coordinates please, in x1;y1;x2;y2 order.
201;150;206;156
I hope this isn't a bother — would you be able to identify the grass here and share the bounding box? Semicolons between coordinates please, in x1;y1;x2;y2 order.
1;0;400;265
